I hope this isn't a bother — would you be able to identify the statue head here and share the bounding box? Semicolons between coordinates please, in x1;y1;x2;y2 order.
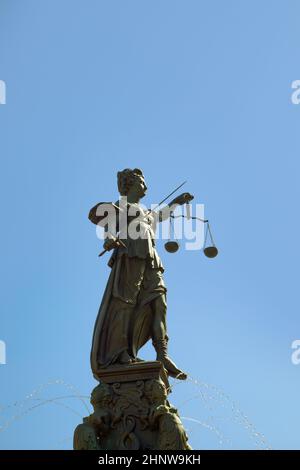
91;382;112;409
117;168;147;202
145;379;167;404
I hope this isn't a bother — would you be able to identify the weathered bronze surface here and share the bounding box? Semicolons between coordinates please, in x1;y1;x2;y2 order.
74;168;193;450
89;168;193;381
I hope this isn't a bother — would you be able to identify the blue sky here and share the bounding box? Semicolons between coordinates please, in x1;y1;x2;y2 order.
0;0;300;449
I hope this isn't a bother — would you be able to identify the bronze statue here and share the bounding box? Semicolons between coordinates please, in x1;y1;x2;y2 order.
88;168;193;381
73;169;196;450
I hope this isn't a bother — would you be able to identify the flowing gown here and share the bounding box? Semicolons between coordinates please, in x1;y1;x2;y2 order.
89;201;167;378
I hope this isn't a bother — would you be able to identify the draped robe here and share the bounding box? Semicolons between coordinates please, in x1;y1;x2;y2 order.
89;201;167;378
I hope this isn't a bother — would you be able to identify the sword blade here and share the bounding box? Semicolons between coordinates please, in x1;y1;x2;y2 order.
151;180;187;212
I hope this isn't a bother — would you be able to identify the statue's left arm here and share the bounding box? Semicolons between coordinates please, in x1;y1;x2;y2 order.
156;192;194;222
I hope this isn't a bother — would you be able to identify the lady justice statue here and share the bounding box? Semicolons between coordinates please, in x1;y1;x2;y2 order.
88;168;193;381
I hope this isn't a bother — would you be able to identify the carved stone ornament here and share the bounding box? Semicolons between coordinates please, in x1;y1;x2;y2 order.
74;361;191;450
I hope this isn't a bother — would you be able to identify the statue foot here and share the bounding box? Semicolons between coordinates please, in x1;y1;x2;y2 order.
119;350;133;364
152;338;187;380
130;356;144;363
159;356;187;380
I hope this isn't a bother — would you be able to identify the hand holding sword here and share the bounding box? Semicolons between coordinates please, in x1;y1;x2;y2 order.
98;236;126;257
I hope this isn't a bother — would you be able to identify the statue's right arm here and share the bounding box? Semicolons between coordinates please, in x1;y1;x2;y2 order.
88;201;121;227
88;203;101;225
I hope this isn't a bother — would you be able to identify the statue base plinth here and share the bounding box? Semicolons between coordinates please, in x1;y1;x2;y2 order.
73;360;191;450
94;360;170;393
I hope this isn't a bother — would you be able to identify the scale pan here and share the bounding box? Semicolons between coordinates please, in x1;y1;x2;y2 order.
164;241;180;253
204;246;218;258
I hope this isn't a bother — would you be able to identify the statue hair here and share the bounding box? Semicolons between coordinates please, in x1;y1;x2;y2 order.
117;168;144;196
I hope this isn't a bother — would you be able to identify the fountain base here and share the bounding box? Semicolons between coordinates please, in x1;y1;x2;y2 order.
73;361;191;450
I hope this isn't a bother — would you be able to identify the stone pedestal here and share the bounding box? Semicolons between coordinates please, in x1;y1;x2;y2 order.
73;361;191;450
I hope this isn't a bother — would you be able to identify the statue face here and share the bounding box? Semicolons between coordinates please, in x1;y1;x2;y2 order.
131;176;147;199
